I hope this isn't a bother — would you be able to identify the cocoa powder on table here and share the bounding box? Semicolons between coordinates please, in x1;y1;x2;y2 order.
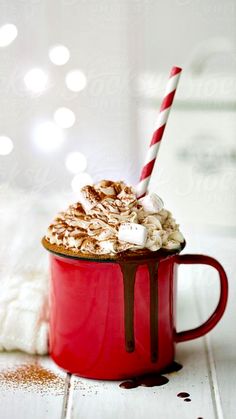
0;363;65;395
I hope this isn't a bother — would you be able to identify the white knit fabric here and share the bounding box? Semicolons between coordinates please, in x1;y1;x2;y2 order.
0;271;49;355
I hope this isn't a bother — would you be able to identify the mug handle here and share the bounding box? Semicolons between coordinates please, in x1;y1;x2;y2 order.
174;254;228;343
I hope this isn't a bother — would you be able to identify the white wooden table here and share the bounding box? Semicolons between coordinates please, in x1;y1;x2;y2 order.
0;194;235;419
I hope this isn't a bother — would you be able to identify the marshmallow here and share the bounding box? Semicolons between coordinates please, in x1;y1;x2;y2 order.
138;193;164;213
78;193;93;213
77;190;95;213
118;223;147;246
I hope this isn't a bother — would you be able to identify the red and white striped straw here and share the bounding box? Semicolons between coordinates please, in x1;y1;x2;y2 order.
136;66;182;199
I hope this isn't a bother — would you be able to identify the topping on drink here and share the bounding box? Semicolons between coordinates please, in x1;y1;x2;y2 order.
138;193;164;213
118;223;148;246
44;180;184;256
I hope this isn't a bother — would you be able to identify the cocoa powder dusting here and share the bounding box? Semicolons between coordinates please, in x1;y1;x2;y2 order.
0;363;64;395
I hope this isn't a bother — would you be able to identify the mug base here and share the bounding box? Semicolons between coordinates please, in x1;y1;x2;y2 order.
50;352;176;381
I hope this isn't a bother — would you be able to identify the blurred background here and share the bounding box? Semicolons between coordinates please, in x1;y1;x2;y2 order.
0;0;236;275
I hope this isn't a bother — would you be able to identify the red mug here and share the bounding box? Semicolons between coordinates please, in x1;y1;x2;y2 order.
48;247;228;380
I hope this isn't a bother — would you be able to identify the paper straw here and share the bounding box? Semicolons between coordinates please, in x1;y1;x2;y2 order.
136;66;182;199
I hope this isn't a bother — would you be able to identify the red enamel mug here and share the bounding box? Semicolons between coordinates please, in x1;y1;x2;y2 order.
48;247;228;380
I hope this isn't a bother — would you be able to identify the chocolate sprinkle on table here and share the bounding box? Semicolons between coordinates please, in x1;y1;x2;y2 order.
0;363;64;395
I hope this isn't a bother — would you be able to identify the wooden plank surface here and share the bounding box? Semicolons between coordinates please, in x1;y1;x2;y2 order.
189;233;236;419
64;341;215;419
0;353;66;419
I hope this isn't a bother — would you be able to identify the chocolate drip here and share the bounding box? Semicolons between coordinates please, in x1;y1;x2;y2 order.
119;262;137;352
148;261;159;362
119;260;159;360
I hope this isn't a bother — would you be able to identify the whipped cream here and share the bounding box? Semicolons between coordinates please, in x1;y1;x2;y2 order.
45;180;184;255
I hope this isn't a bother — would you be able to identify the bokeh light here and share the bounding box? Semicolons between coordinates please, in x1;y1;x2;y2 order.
24;68;48;93
0;136;14;155
71;173;93;192
49;45;70;66
54;107;75;128
33;122;64;152
0;24;18;47
65;70;87;92
65;152;87;174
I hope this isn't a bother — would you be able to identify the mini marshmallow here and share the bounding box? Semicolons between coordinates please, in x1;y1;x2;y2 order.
118;223;148;246
138;193;164;213
77;190;95;213
77;185;102;213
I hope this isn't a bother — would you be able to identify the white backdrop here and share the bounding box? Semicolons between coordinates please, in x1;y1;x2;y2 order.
0;0;235;229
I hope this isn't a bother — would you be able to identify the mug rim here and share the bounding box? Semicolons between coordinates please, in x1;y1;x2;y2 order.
42;236;186;264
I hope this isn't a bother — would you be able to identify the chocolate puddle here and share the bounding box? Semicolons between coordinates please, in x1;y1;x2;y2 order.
119;259;159;362
177;392;192;402
119;361;182;389
120;375;168;389
177;392;190;398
